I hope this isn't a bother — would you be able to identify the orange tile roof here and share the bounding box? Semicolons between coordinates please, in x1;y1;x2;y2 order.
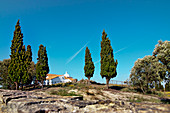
46;74;75;81
64;76;74;81
46;74;63;80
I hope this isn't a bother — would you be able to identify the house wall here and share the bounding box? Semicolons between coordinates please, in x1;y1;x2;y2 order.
44;75;72;85
51;77;62;84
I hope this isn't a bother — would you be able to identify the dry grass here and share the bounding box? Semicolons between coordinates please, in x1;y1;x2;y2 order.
165;92;170;97
165;92;170;94
109;84;128;87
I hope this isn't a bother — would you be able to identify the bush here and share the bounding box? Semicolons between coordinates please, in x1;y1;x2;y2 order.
68;84;74;87
155;83;164;91
121;87;137;93
129;96;148;103
49;89;82;96
165;82;170;91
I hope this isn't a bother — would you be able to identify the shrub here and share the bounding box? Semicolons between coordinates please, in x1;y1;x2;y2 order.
165;82;170;91
49;89;82;96
121;87;137;93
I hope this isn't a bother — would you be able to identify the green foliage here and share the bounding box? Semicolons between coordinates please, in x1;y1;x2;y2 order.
20;45;33;85
100;30;118;88
84;47;95;81
121;87;137;93
36;44;49;85
28;61;36;84
128;95;161;103
153;40;170;82
130;40;169;94
165;82;170;91
130;55;166;93
20;45;27;85
8;20;33;90
8;20;25;89
24;45;33;85
49;89;82;96
0;59;11;89
155;82;164;91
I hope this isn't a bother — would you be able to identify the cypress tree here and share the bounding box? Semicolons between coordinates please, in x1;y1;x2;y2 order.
36;44;49;88
8;20;24;90
84;47;95;84
20;45;26;89
25;45;33;85
21;45;32;86
100;30;118;89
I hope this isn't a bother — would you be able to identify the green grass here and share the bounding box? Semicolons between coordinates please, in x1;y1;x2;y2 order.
128;95;161;103
49;89;82;96
121;87;138;93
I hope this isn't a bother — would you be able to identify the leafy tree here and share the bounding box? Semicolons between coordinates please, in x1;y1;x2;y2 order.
0;59;11;89
155;82;164;91
84;47;95;84
130;56;166;93
36;44;49;88
165;82;170;91
27;61;36;85
100;30;118;89
153;40;170;83
8;20;24;90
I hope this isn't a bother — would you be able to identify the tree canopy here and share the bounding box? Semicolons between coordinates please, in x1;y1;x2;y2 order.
0;59;11;89
153;40;170;82
36;44;49;87
8;20;25;90
100;30;118;88
130;40;170;93
84;47;95;83
8;20;33;90
130;55;166;93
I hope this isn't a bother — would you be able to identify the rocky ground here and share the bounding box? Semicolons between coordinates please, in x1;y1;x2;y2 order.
0;83;170;113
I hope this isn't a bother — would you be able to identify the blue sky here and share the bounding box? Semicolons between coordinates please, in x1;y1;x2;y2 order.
0;0;170;83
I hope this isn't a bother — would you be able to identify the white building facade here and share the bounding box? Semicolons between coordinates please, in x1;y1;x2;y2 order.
44;72;73;85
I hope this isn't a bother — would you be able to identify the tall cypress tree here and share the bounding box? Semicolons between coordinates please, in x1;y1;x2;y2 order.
100;30;118;89
36;44;49;88
21;45;32;86
20;45;26;89
84;47;95;84
8;20;24;90
25;45;33;85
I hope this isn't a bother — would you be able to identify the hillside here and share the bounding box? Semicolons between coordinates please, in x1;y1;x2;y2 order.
0;81;170;113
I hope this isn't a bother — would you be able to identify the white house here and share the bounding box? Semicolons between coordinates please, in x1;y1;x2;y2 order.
44;72;74;85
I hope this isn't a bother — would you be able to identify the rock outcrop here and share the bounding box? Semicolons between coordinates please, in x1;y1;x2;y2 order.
0;89;170;113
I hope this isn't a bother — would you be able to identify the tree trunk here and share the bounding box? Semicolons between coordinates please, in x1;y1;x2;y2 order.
41;80;44;89
106;78;110;89
139;81;145;94
20;81;23;90
140;85;145;94
21;84;23;90
14;82;18;90
88;77;91;84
